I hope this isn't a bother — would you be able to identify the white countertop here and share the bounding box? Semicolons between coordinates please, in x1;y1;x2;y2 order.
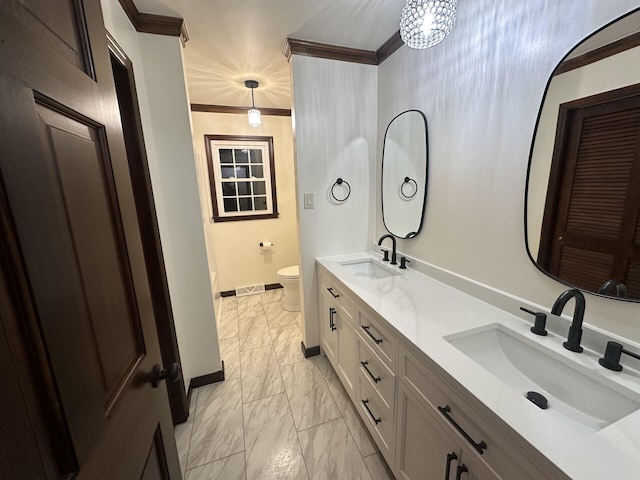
317;252;640;480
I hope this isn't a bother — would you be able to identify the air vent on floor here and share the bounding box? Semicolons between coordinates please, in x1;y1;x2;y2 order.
235;283;265;297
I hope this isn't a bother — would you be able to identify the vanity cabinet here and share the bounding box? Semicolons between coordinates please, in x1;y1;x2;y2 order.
395;380;498;480
396;343;566;480
319;271;358;400
315;264;569;480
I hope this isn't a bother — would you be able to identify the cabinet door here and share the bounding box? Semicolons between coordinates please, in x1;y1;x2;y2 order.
336;304;358;400
395;381;460;480
457;448;500;480
319;288;338;363
395;380;500;480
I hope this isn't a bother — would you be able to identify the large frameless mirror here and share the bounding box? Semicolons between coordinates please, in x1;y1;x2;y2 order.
382;110;428;238
526;8;640;301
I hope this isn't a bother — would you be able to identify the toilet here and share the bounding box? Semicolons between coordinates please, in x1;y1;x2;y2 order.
276;265;300;312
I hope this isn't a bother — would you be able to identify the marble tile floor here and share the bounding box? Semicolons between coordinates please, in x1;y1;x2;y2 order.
175;291;395;480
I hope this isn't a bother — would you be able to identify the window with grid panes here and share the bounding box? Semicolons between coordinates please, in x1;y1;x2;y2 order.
205;135;278;221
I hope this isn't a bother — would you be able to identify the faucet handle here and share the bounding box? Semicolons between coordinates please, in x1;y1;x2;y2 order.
599;341;640;372
399;256;410;269
520;307;548;336
381;249;390;262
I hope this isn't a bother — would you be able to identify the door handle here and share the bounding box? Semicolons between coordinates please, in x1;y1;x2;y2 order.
361;399;381;425
361;325;383;344
329;307;337;331
455;464;468;480
444;452;457;480
360;361;381;383
438;405;487;454
151;362;181;388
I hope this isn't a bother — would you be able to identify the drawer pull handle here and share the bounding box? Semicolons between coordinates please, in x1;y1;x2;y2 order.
360;361;381;383
329;307;337;331
361;325;383;344
327;287;340;298
444;452;457;480
455;464;468;480
361;399;381;424
438;405;487;455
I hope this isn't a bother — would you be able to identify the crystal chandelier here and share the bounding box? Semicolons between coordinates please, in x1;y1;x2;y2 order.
400;0;457;49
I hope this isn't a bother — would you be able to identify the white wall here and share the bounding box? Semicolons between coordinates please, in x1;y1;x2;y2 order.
101;0;221;388
190;112;301;294
375;0;640;342
291;56;378;348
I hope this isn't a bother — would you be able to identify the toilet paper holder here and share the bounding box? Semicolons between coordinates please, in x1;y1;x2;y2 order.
259;242;275;247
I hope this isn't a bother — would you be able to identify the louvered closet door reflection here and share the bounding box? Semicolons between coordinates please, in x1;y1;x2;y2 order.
545;93;640;296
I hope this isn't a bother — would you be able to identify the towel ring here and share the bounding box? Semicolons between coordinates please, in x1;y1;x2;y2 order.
400;177;418;199
331;178;351;202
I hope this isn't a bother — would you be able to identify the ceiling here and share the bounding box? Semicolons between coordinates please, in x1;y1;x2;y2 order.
133;0;406;109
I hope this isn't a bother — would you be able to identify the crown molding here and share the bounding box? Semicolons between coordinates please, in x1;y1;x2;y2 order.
190;104;292;117
376;30;403;64
554;30;640;76
283;30;404;66
283;38;378;65
117;0;189;45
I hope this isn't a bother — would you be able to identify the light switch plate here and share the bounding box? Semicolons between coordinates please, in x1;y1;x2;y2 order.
304;193;314;209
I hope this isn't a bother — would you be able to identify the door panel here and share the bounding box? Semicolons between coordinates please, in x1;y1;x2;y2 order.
36;101;145;399
0;1;181;478
141;428;172;480
15;0;92;74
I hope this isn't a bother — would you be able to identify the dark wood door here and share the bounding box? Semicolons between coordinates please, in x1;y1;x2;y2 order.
538;84;640;297
0;1;181;478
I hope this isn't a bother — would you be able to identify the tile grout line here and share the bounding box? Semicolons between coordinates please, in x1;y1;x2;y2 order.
184;451;245;476
233;303;249;480
266;305;312;480
325;374;380;460
211;301;248;479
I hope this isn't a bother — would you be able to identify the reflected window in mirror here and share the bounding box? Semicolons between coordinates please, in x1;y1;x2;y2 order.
526;7;640;300
382;110;428;238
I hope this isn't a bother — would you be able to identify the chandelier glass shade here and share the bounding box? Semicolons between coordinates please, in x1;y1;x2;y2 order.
245;80;262;127
400;0;457;49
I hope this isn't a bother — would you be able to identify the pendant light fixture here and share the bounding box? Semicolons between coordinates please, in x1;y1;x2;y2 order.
400;0;457;49
245;80;262;127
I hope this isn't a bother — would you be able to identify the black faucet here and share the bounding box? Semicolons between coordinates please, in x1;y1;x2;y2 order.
550;289;586;353
377;234;397;265
597;279;628;298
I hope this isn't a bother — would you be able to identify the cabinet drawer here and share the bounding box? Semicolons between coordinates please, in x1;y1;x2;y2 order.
398;343;564;480
357;369;395;464
319;271;355;321
357;336;395;410
357;309;397;369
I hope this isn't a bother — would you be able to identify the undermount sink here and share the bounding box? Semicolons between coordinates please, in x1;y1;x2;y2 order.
339;259;400;280
446;324;640;435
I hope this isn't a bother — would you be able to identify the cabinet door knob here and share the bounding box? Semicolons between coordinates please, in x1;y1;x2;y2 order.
444;452;458;480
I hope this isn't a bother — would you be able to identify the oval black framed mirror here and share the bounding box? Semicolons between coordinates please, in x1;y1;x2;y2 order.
525;7;640;301
381;110;428;238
